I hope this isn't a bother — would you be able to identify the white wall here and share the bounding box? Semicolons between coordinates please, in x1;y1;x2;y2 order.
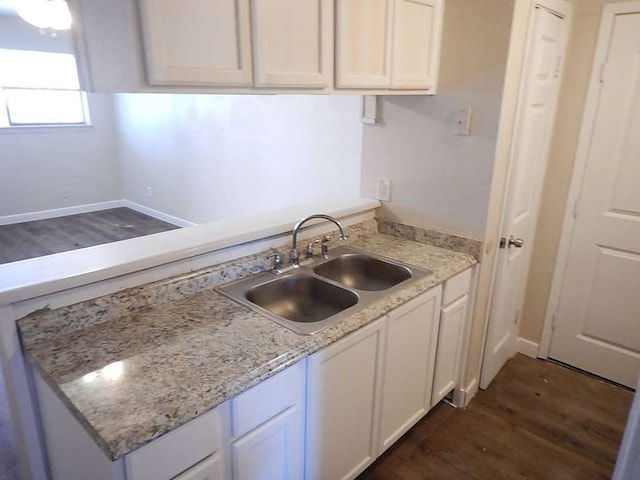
0;15;121;217
360;75;503;238
113;94;363;224
360;0;513;239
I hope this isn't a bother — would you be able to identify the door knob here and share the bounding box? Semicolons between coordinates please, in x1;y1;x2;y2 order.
508;236;524;248
499;236;525;249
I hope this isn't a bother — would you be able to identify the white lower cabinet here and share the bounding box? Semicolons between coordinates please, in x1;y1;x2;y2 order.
229;360;305;480
305;317;386;480
35;270;474;480
173;454;225;480
231;407;301;480
124;406;227;480
432;268;472;406
305;285;447;480
377;286;442;454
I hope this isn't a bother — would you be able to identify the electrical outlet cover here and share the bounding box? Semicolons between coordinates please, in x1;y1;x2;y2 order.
377;178;391;201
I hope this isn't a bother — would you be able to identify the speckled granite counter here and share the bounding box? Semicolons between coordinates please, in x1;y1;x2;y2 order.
18;220;476;461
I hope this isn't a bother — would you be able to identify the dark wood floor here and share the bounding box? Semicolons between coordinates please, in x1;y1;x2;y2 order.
359;354;633;480
0;208;180;264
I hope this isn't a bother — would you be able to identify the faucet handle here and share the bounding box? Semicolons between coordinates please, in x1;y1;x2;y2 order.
321;235;331;258
306;239;320;259
270;253;282;274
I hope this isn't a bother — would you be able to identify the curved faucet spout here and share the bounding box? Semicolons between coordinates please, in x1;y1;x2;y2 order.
290;214;348;267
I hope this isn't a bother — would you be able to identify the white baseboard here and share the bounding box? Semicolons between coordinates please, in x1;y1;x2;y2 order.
122;201;196;228
0;200;195;228
0;201;124;226
516;337;540;358
453;377;478;408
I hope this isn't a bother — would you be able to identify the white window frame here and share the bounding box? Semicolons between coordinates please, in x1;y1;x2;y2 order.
0;48;91;131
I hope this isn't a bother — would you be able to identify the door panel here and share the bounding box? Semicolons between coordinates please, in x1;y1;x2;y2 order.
305;319;385;480
251;0;332;87
481;5;568;389
390;0;441;89
378;289;440;454
549;12;640;387
335;0;392;88
139;0;252;86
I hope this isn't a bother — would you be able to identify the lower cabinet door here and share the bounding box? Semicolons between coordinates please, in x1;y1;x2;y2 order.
432;293;468;406
232;405;303;480
305;318;386;480
174;453;224;480
378;286;441;454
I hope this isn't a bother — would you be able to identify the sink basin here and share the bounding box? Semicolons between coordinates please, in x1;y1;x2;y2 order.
313;253;411;291
245;275;358;323
217;246;431;335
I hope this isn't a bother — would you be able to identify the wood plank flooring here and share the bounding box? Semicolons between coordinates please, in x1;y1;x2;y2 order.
0;208;180;264
359;354;633;480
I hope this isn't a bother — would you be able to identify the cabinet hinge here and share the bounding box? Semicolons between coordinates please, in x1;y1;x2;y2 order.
514;309;520;325
599;62;607;83
551;313;558;330
554;56;563;78
499;237;507;249
572;200;580;219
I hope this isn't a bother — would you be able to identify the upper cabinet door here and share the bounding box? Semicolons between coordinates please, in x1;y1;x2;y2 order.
139;0;253;86
335;0;392;88
251;0;333;88
390;0;443;90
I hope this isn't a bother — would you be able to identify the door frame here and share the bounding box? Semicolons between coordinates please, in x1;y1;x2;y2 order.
538;0;640;358
479;0;572;389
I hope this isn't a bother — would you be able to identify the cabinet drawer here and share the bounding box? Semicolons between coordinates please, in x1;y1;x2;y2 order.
443;268;471;305
231;361;304;438
173;453;224;480
125;407;222;480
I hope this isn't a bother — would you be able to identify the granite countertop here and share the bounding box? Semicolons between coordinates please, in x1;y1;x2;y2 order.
19;227;476;461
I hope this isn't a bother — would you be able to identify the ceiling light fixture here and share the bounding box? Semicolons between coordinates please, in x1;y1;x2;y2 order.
17;0;71;31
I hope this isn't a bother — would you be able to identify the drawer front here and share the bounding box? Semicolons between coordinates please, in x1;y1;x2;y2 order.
173;453;224;480
125;408;221;480
443;268;472;305
231;360;304;438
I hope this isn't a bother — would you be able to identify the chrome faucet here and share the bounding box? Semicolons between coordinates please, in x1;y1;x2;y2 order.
290;214;348;267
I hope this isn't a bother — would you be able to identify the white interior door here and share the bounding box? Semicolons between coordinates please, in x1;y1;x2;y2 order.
548;8;640;389
480;3;570;389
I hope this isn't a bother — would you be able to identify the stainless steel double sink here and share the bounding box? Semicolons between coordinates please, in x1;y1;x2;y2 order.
217;246;432;335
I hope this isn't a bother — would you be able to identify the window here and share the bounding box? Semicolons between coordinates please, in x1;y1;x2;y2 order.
0;48;89;127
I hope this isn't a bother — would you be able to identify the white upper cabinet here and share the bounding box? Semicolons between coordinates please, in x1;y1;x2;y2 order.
251;0;333;88
335;0;443;92
73;0;443;93
335;0;392;88
391;0;443;90
138;0;253;86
